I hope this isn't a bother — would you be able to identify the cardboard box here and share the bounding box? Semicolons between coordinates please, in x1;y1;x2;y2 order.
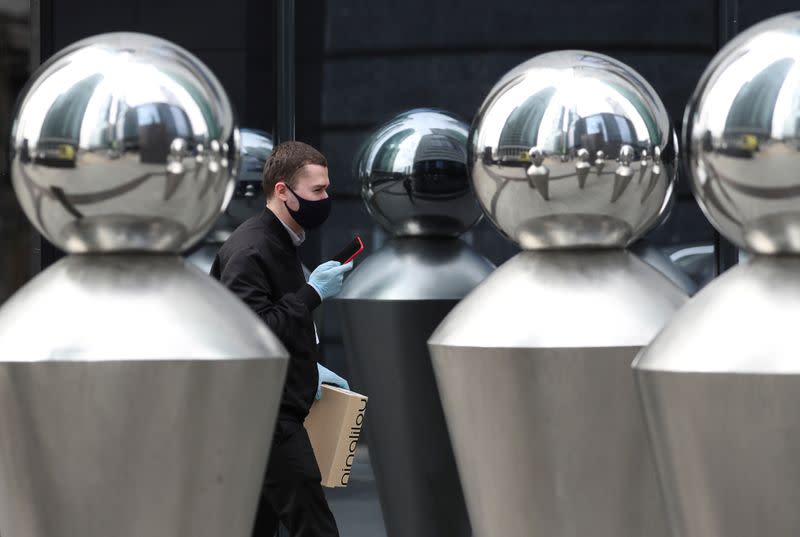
304;385;368;488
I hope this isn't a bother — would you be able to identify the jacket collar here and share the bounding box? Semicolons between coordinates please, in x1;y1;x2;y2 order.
261;208;297;252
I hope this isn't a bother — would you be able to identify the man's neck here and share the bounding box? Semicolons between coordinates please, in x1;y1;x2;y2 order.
266;199;304;236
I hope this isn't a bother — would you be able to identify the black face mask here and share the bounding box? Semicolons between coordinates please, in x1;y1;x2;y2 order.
283;184;332;230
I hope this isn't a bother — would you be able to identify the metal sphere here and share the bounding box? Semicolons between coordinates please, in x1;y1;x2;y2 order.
10;32;238;253
236;128;273;199
470;50;677;249
358;108;483;237
684;12;800;254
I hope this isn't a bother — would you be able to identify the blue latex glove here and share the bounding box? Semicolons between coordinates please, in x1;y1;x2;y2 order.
307;260;354;300
316;363;350;400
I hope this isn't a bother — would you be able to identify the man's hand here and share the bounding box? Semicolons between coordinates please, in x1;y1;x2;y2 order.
308;261;354;300
316;363;350;400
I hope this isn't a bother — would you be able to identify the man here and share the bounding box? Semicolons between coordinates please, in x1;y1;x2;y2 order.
211;141;352;537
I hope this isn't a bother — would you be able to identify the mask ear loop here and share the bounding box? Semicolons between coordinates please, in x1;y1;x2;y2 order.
277;181;301;216
278;180;302;194
276;181;295;201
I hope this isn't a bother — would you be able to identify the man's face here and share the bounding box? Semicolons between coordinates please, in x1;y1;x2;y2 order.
276;164;330;210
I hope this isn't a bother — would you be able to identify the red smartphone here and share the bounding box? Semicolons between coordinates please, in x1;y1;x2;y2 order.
332;236;364;264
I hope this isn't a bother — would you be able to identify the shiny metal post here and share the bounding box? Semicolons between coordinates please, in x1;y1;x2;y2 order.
335;109;491;537
428;51;688;537
0;33;289;537
634;13;800;537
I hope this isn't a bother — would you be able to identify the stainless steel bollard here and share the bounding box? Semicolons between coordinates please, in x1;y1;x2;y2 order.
335;109;492;537
633;13;800;537
0;33;288;537
428;51;688;537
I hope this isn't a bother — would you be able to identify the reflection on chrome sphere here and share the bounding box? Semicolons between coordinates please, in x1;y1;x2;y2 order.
685;12;800;254
470;50;676;249
10;32;238;253
358;108;483;237
236;128;273;199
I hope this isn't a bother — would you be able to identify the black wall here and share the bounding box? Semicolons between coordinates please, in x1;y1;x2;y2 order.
0;6;34;304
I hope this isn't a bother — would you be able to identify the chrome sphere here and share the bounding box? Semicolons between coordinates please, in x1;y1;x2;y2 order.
685;12;800;254
470;50;677;249
236;128;272;199
358;108;483;237
10;32;238;253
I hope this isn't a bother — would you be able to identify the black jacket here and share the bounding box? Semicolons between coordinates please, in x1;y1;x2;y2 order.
210;209;320;421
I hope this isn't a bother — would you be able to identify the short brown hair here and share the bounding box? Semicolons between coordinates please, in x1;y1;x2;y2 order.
262;141;328;198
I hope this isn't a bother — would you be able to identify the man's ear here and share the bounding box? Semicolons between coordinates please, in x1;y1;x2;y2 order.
274;181;288;201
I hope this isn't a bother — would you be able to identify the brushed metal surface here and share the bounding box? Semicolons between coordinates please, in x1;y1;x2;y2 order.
430;250;686;349
0;360;282;537
634;256;800;374
429;250;687;537
0;255;285;360
337;300;470;537
636;371;800;537
337;237;494;300
633;256;800;537
335;237;493;537
0;255;288;537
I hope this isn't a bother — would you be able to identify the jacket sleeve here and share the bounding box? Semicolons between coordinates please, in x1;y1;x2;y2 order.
218;248;321;345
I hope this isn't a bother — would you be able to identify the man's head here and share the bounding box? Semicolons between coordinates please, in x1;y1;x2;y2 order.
263;141;331;232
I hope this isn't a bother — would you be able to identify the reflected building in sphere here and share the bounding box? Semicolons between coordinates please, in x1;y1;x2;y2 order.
681;13;800;254
336;108;492;537
634;12;800;537
10;33;239;253
0;32;288;537
428;51;688;537
358;108;483;237
469;50;677;250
